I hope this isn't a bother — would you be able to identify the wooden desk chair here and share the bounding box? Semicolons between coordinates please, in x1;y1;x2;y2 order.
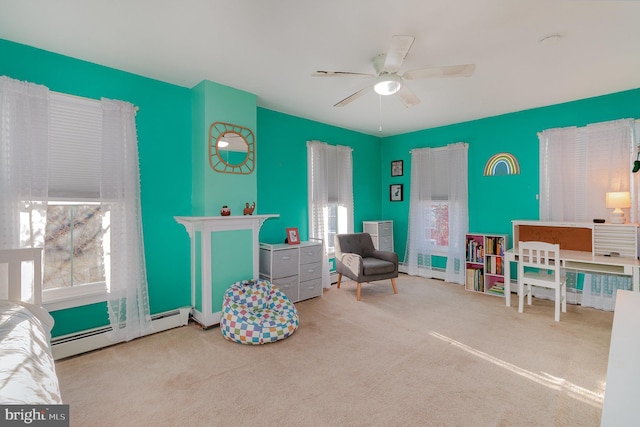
518;241;566;322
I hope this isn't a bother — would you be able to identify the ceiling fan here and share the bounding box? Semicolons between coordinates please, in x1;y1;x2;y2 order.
312;35;475;108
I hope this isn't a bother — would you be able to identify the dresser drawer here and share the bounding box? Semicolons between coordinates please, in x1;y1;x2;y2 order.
299;261;322;282
260;247;299;278
299;278;322;301
372;235;393;251
271;275;299;302
376;222;393;236
299;243;323;265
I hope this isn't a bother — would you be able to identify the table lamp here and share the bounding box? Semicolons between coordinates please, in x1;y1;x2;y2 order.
606;191;631;224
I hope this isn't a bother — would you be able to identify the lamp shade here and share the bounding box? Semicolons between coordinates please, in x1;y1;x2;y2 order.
605;191;631;209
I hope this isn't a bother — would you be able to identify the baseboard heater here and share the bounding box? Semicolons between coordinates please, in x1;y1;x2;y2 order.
51;307;191;360
398;263;446;280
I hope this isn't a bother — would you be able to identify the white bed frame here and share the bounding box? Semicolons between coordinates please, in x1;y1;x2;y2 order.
0;248;43;304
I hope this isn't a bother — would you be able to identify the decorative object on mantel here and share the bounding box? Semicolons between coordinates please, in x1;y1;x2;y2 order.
286;227;300;245
209;122;255;175
243;202;256;215
220;205;231;216
484;152;520;176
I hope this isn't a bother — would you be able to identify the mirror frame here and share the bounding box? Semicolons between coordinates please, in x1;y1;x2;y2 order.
208;122;255;174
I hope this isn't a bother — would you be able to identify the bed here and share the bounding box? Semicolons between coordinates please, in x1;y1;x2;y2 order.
0;248;62;404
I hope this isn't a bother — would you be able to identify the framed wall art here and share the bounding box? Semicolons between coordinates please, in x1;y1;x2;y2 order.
390;184;403;202
391;160;403;177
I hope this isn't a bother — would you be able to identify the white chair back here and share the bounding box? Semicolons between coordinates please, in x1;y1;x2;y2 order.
517;241;566;321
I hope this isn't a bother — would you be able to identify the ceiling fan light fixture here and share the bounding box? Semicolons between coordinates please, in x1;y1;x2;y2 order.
374;75;402;96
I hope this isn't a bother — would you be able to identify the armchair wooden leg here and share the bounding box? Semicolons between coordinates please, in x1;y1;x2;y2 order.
356;283;362;301
391;278;398;294
336;274;342;288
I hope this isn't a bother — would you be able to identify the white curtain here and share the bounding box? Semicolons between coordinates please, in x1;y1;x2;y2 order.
102;99;152;342
0;76;49;251
538;118;638;310
0;76;151;340
539;118;637;222
406;143;468;285
307;141;354;288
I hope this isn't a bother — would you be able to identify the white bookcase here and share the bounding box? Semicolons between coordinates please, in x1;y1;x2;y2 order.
465;232;510;296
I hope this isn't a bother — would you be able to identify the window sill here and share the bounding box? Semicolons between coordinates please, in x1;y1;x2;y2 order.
43;286;107;312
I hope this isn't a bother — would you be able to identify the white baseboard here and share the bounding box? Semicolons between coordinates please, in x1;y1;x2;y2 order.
51;306;191;360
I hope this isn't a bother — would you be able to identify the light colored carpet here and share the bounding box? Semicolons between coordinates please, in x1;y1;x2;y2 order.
55;275;612;426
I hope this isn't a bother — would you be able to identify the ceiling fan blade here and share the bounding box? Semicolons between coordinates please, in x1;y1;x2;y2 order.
382;35;415;73
334;86;372;107
312;71;375;78
397;84;420;108
404;64;476;80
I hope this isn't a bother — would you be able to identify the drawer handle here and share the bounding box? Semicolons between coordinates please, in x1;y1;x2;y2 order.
307;269;316;273
281;256;290;260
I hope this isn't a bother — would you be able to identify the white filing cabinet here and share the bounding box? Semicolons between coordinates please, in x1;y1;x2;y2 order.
259;241;323;302
363;220;394;251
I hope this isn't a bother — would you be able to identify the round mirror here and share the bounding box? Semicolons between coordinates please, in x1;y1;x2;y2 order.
209;122;255;174
217;132;249;166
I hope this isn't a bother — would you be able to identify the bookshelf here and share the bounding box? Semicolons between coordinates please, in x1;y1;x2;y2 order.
465;233;510;296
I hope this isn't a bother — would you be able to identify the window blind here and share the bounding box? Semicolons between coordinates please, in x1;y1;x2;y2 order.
48;93;102;199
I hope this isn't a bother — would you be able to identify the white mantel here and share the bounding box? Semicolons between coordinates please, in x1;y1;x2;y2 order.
175;214;279;327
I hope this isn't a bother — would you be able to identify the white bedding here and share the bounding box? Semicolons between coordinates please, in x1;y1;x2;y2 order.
0;300;62;404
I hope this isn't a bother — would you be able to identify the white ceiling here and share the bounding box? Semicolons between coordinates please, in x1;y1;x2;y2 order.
1;0;639;136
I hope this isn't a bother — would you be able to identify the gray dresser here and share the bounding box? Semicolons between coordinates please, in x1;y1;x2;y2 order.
362;220;394;251
259;241;323;302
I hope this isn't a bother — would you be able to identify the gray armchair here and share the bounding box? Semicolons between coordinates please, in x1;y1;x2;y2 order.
334;233;398;301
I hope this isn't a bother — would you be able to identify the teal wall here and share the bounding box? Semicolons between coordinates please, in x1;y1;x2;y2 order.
382;88;640;261
2;37;640;337
192;80;257;216
0;39;193;336
257;108;381;244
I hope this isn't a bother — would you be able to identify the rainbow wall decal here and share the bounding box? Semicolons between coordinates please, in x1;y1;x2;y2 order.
484;152;520;176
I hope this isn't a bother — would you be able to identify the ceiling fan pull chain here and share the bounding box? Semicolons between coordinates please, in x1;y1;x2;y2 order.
379;94;383;132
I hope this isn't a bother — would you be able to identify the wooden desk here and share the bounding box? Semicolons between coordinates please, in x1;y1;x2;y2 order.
504;249;640;307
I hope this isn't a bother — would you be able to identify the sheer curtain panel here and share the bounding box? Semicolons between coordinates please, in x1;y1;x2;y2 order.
539;118;637;222
0;75;151;339
0;76;49;251
405;143;468;285
101;99;152;342
538;118;638;310
307;141;354;289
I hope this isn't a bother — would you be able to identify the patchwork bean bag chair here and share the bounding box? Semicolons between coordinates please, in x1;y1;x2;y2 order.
220;279;299;344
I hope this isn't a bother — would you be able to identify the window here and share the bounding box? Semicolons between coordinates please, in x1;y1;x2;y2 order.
405;143;468;285
41;202;110;304
307;141;354;289
1;76;151;340
424;201;449;249
539;119;638;222
307;141;354;256
326;203;349;254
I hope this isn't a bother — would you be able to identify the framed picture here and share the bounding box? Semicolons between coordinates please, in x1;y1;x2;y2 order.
390;184;403;202
286;227;300;245
391;160;403;177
